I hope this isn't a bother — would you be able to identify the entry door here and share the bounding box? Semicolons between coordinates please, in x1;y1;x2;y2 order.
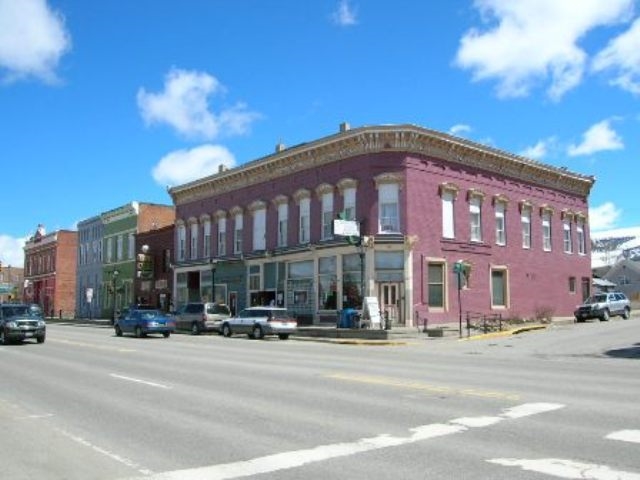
378;283;402;326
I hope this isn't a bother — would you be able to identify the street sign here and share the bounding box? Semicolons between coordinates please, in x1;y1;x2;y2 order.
333;219;360;237
0;283;12;294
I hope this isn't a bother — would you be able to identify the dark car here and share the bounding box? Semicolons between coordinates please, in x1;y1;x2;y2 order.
114;309;175;338
0;303;46;344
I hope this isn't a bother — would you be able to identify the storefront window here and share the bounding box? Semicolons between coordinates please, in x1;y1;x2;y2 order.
342;253;362;308
318;256;337;310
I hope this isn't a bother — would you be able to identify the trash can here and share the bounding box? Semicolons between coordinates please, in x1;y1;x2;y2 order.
339;308;356;328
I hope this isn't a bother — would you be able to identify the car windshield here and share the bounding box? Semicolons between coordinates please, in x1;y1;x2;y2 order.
586;294;608;303
207;304;230;315
2;306;34;317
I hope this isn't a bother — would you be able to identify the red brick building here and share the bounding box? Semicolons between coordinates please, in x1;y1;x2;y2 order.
168;124;594;327
133;225;175;311
24;225;78;318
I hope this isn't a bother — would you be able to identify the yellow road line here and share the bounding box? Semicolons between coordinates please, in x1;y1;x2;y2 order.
326;373;520;401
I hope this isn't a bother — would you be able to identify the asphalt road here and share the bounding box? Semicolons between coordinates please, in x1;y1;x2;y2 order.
1;318;639;480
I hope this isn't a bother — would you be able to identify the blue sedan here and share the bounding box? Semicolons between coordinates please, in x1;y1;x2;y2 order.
114;309;175;338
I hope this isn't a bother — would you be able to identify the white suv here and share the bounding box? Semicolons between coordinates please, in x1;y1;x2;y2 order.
574;292;631;322
220;307;297;340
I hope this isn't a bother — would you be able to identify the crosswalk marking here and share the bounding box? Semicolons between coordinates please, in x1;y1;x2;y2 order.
122;403;564;480
607;430;640;444
488;458;640;480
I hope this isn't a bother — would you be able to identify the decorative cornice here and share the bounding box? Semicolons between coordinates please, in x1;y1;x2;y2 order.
230;205;243;217
272;194;289;206
540;204;554;216
575;212;587;223
467;188;485;202
187;216;198;225
293;188;310;204
315;183;334;197
199;214;211;223
519;200;533;213
337;178;358;193
561;209;575;221
493;194;509;206
248;200;267;212
374;172;403;189
168;125;595;205
214;209;227;220
439;182;459;197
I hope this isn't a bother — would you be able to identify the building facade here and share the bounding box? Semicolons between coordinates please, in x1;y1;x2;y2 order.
133;225;175;311
23;225;78;318
0;264;23;303
168;124;594;326
76;215;104;319
100;202;174;319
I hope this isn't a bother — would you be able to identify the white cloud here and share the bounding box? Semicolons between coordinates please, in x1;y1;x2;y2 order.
592;17;640;95
519;136;557;159
152;144;236;187
0;235;26;268
332;0;358;27
589;202;623;231
0;0;71;84
567;119;624;156
455;0;634;100
137;68;260;139
449;124;472;136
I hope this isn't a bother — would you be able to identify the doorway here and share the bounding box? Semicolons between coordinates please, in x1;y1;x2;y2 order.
378;282;403;326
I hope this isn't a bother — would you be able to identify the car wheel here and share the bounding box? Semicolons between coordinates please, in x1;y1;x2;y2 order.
115;325;123;337
600;310;610;322
278;333;290;340
191;322;201;335
222;323;232;337
0;329;9;345
622;308;630;320
163;331;170;338
36;335;46;344
135;326;144;338
252;325;264;340
575;317;585;323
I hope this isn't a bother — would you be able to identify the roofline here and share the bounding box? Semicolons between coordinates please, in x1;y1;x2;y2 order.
168;124;595;204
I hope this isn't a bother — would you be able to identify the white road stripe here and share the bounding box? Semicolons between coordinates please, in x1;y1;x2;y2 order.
607;430;640;444
123;402;564;480
488;458;640;480
110;373;172;390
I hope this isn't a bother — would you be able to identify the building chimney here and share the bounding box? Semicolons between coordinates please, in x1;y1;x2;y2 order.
275;142;286;153
339;122;350;132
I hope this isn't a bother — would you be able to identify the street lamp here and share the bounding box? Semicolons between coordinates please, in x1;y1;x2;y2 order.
209;258;218;303
111;269;119;325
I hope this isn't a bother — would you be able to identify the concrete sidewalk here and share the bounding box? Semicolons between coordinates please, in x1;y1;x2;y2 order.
46;316;572;345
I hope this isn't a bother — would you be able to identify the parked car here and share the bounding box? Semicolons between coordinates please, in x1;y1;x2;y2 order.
114;309;175;338
174;302;231;334
574;292;631;322
220;306;297;340
0;303;46;344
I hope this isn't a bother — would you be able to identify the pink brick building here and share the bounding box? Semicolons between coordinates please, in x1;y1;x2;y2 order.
169;124;594;327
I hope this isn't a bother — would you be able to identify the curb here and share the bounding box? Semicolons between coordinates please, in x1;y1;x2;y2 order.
461;323;548;341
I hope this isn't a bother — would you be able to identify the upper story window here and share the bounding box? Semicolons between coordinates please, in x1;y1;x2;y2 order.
217;214;227;257
520;202;532;249
316;185;334;241
563;221;572;253
128;233;135;260
439;183;458;239
541;206;553;252
468;189;485;243
203;218;211;258
116;234;123;261
250;201;266;251
177;223;186;261
576;217;586;255
338;178;358;221
294;189;311;245
232;208;243;254
494;196;508;246
274;196;288;248
299;198;310;244
190;221;198;260
375;173;402;234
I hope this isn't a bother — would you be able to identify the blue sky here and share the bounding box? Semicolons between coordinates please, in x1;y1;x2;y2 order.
1;0;639;268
